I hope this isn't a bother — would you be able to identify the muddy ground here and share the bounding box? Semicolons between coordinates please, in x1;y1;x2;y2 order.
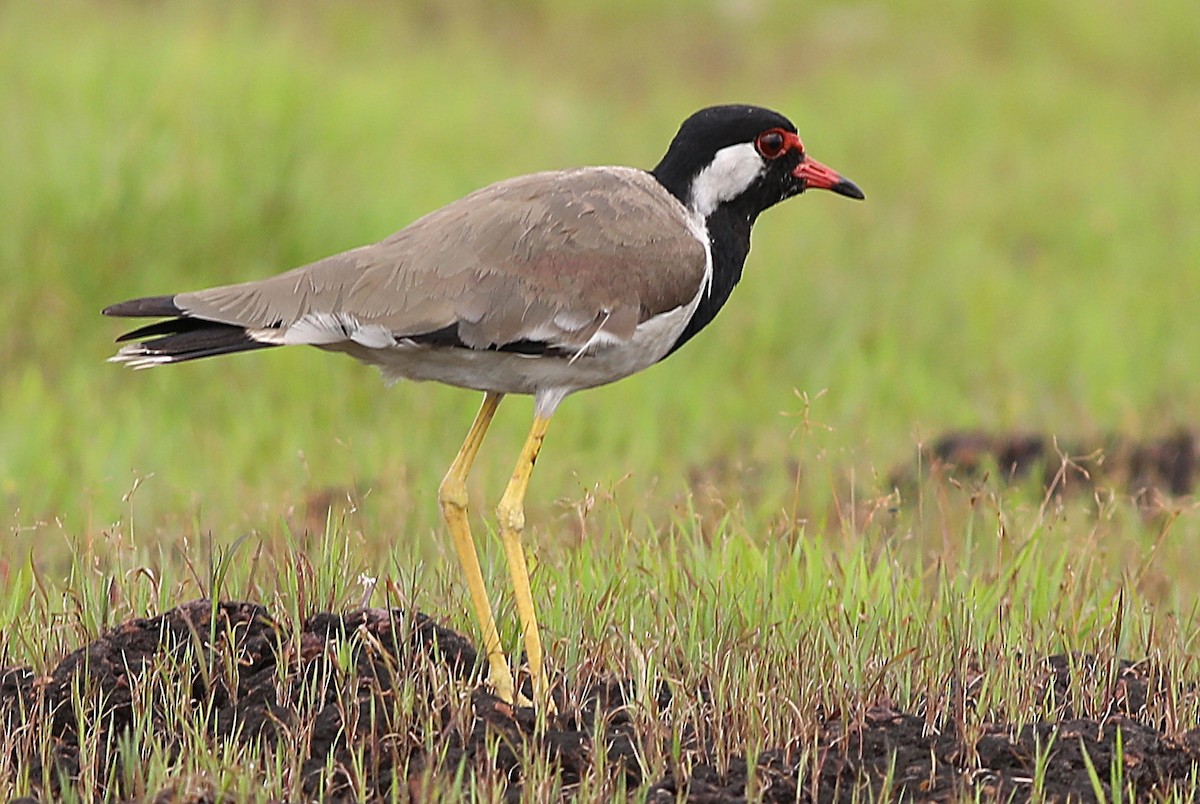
2;600;1199;802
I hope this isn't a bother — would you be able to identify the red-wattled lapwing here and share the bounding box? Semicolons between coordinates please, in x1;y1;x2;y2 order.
104;104;864;708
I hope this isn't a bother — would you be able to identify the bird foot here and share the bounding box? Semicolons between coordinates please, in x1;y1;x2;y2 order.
486;675;556;715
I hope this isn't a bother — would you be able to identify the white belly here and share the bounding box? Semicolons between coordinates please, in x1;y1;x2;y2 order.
324;293;700;417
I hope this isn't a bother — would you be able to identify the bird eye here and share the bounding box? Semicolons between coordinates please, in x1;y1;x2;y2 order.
755;129;788;159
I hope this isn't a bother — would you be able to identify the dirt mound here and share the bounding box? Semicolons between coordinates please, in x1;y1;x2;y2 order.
2;601;1198;801
892;429;1199;503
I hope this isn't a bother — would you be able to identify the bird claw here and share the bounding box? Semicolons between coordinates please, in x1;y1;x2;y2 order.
485;679;552;716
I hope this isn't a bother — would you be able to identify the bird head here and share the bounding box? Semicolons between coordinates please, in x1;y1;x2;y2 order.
652;104;864;220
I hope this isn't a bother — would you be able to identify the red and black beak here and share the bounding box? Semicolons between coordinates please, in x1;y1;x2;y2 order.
793;155;865;200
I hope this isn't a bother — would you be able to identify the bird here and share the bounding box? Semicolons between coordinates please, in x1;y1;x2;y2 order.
104;104;864;708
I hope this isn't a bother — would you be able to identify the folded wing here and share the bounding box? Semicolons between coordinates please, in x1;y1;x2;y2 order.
107;166;709;369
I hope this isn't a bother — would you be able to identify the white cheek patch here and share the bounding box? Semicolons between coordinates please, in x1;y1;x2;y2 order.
687;142;765;218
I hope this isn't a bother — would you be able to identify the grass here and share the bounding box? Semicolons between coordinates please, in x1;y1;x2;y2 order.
1;0;1200;799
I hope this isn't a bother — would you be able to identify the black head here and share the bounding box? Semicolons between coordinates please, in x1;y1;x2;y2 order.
651;104;864;221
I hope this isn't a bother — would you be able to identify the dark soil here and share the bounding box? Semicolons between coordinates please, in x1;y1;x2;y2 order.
3;601;1199;801
892;429;1199;504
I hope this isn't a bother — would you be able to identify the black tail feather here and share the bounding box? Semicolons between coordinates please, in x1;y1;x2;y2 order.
113;321;277;365
103;295;184;318
116;316;220;343
105;296;278;365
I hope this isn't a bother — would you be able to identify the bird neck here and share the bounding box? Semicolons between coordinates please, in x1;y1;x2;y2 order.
662;204;755;357
650;151;694;207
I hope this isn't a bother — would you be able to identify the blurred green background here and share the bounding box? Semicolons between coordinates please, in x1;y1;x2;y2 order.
2;0;1199;563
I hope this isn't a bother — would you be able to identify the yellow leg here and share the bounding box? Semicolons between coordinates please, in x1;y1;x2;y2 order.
495;414;553;709
437;392;521;704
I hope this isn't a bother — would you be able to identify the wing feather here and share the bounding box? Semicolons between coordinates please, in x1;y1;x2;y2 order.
176;167;707;352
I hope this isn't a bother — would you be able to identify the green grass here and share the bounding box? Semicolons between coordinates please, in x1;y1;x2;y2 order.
2;0;1200;799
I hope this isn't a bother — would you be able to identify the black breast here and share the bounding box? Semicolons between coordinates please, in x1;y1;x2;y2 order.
661;205;754;358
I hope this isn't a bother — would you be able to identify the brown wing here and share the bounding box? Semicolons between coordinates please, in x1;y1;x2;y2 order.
176;167;708;351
